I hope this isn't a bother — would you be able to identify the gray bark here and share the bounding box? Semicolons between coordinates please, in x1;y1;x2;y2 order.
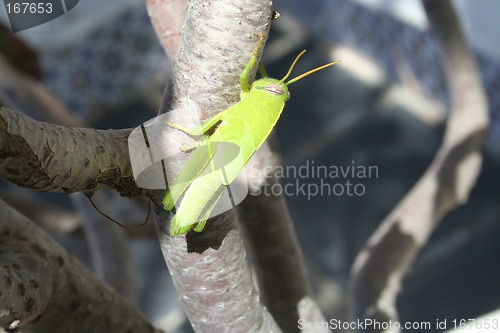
0;107;138;196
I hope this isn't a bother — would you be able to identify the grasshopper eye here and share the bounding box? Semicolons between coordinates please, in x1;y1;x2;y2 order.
265;84;284;96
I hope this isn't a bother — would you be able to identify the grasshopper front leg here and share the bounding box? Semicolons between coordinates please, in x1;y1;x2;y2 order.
165;111;225;151
165;111;224;136
240;33;267;92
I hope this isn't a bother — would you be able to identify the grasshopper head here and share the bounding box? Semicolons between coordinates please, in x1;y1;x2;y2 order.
251;78;291;103
250;51;340;103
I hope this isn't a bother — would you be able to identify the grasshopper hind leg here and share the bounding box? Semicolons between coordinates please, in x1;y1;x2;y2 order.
192;185;225;233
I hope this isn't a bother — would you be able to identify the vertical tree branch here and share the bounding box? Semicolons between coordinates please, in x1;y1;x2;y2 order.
349;1;488;330
147;0;284;332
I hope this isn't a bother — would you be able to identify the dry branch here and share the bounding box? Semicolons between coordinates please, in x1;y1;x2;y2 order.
350;0;489;329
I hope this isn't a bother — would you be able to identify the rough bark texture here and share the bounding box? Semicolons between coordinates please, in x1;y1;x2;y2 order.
349;1;489;330
0;108;139;196
154;200;280;333
0;199;160;333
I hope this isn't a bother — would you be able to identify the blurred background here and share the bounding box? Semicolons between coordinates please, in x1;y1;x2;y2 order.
0;0;499;332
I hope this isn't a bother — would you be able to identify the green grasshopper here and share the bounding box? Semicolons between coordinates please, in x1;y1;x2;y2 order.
163;36;340;235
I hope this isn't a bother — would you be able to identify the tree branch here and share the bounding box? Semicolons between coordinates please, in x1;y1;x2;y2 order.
0;107;140;196
350;0;489;329
0;55;83;127
237;147;329;333
0;198;160;332
146;0;289;331
146;0;188;62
